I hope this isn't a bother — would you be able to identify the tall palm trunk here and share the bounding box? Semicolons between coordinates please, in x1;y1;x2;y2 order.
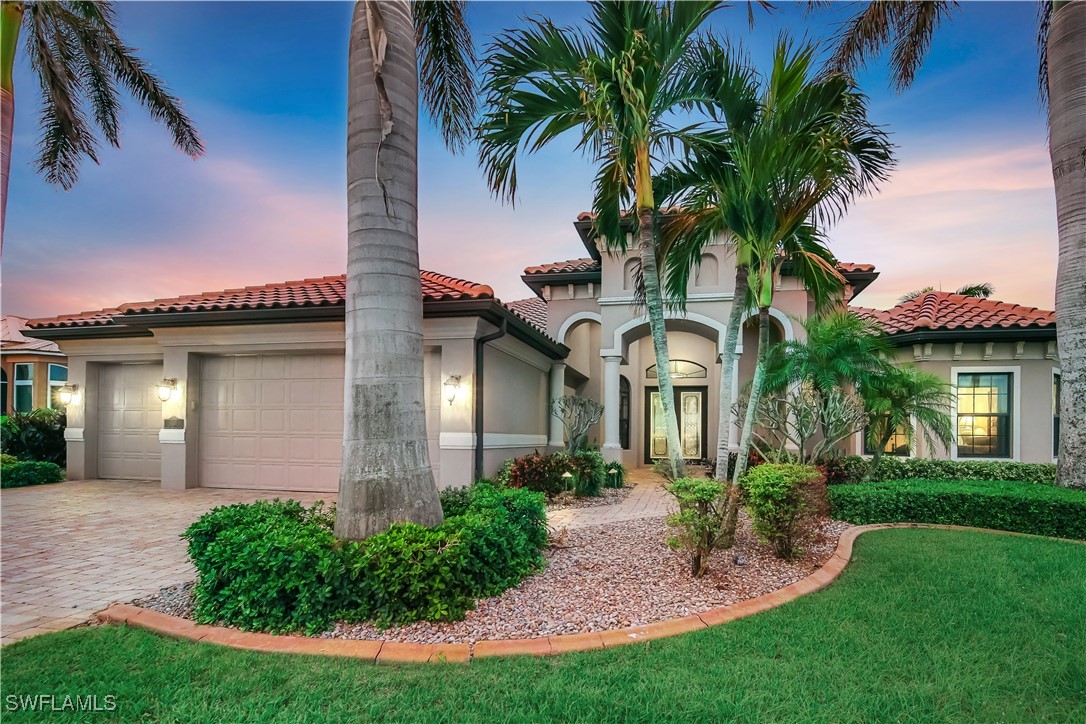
1049;0;1086;489
0;1;23;251
715;263;748;480
639;209;685;477
733;306;770;484
336;0;443;540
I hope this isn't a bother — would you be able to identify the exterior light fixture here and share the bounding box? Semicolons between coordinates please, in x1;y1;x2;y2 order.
58;384;79;406
561;470;574;490
157;378;178;402
443;375;461;405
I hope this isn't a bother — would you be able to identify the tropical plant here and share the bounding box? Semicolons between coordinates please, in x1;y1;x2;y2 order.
741;383;867;465
825;0;1085;488
552;395;603;453
0;0;203;249
0;408;66;464
665;477;737;577
478;0;750;478
337;0;477;539
658;40;895;486
898;282;994;304
861;365;955;479
741;463;824;559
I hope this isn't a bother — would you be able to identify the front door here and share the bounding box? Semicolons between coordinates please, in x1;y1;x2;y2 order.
645;386;707;464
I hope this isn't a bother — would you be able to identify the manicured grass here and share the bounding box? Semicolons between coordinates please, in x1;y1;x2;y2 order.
3;529;1084;722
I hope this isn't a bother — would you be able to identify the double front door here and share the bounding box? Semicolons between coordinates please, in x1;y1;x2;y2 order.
646;386;707;464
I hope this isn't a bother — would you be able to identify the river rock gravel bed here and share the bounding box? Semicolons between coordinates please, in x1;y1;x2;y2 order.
545;485;632;511
134;513;849;644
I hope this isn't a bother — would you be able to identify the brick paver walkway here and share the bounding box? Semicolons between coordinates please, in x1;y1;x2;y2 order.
547;469;673;529
1;471;673;645
0;480;332;645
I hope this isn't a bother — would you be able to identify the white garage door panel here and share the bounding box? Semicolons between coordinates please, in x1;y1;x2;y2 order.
199;354;345;492
97;363;162;480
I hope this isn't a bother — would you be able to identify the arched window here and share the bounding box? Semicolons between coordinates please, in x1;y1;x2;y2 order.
695;253;718;287
646;360;707;379
619;375;631;450
623;258;640;291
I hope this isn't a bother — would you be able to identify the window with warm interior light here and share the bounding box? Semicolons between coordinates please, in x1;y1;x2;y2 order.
956;372;1012;458
47;364;68;409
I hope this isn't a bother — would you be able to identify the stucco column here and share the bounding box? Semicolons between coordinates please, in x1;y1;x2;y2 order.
160;349;199;490
602;355;622;461
548;362;567;447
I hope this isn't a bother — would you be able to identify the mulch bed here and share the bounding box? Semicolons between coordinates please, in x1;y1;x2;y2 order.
134;512;850;645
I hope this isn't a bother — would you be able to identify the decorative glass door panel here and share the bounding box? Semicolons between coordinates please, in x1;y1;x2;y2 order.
648;389;704;461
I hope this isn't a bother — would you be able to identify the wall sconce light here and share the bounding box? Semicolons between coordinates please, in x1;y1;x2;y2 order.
443;375;461;406
157;378;178;402
58;384;79;406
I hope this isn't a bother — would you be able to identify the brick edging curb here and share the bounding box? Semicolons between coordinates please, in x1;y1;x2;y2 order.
95;523;1082;663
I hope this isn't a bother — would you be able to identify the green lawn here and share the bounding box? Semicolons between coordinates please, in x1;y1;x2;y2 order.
3;528;1085;722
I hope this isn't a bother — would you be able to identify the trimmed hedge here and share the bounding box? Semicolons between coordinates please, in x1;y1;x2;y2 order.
1;460;65;488
829;479;1086;541
183;484;546;634
828;456;1057;485
741;464;824;559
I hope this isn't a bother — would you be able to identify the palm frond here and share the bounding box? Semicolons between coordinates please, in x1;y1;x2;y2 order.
954;282;994;299
413;0;477;153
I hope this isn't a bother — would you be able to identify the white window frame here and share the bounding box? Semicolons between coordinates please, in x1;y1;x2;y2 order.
13;363;35;412
1052;367;1061;463
47;363;69;410
950;365;1021;462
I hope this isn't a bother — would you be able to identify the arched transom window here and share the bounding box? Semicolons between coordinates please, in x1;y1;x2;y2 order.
646;360;707;379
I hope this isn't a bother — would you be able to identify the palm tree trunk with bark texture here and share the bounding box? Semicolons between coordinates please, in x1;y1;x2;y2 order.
733;306;770;484
0;1;23;251
336;0;443;539
639;209;685;477
1050;0;1086;489
715;264;748;480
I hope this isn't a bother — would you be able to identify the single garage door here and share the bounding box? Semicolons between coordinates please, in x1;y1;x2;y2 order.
199;354;344;491
97;362;163;480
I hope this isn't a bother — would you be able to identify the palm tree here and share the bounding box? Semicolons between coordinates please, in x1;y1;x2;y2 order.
861;365;955;479
826;1;1085;488
898;282;994;304
0;0;203;250
337;0;476;540
658;40;895;484
477;0;739;477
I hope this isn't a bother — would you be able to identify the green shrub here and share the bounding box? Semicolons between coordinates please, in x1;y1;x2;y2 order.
665;478;739;577
741;464;823;559
184;484;547;634
830;456;1056;485
563;450;606;497
503;451;569;497
1;453;20;466
1;409;66;465
1;460;65;488
439;486;474;517
829;479;1086;540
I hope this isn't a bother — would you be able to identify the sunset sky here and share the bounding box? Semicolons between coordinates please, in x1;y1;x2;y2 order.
1;1;1057;319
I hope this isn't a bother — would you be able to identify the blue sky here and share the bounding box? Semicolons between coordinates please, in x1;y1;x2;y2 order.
2;1;1057;318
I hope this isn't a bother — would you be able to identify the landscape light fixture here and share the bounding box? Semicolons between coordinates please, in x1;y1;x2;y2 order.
58;384;79;406
157;378;178;402
443;375;461;405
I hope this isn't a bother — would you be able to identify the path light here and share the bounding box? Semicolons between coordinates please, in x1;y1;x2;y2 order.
157;378;178;402
443;375;461;405
58;384;79;406
608;467;619;487
562;470;574;490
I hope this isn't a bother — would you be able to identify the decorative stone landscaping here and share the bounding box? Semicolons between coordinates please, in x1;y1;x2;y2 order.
132;511;849;645
545;484;632;511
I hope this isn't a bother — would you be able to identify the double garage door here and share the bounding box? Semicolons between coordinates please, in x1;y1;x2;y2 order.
96;353;440;491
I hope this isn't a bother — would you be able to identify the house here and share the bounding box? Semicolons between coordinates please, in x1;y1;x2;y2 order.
1;316;68;415
23;214;1060;491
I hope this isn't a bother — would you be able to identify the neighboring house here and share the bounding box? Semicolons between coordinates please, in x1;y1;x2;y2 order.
23;214;1060;490
1;316;68;415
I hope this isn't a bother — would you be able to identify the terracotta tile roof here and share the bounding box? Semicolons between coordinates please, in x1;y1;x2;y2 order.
1;316;62;353
506;297;548;333
837;262;876;274
28;271;495;330
851;292;1055;335
523;258;601;275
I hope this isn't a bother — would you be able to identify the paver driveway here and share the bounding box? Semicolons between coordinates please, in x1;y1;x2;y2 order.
1;480;334;645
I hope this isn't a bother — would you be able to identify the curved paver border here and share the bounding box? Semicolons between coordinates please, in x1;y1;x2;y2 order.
95;523;1084;664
